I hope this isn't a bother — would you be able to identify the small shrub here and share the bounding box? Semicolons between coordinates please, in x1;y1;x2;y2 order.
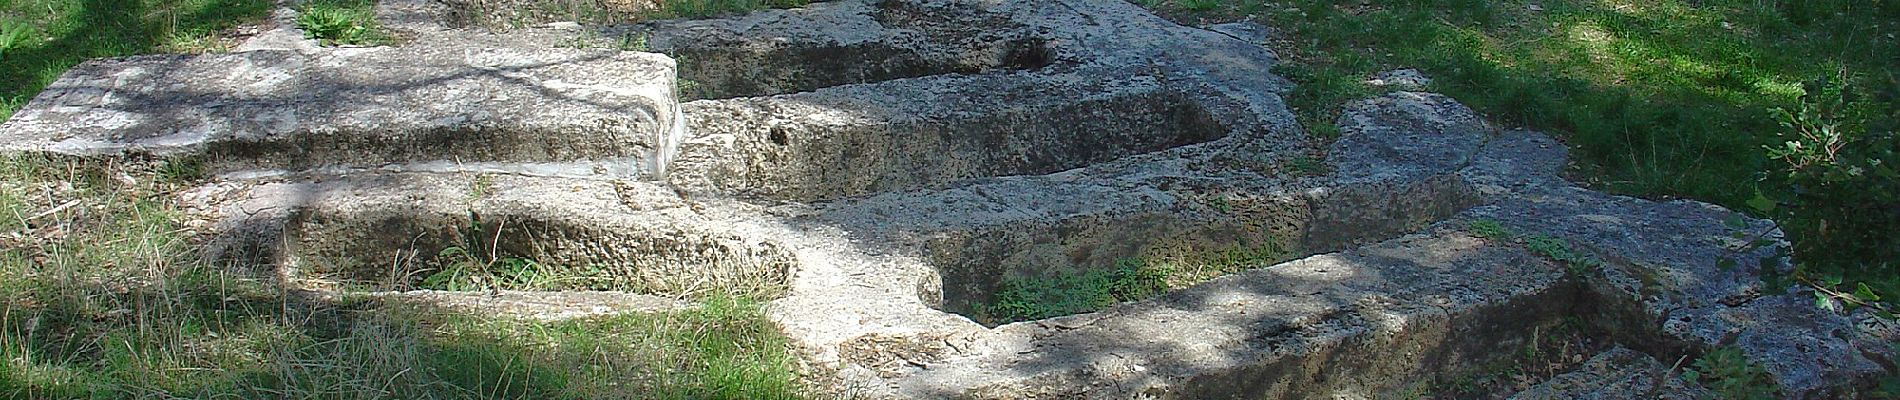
1753;75;1899;310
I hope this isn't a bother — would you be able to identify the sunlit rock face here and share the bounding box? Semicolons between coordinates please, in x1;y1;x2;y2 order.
1;0;1889;398
0;47;683;180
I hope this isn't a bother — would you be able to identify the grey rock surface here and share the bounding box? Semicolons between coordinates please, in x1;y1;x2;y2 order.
0;47;682;179
2;0;1888;398
1367;68;1433;90
1203;21;1276;45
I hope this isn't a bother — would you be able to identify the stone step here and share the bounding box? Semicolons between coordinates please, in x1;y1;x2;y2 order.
0;47;682;179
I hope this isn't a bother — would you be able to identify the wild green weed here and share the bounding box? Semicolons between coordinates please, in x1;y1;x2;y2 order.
0;20;35;60
984;240;1288;324
1465;219;1602;274
1682;347;1781;400
984;259;1170;324
296;0;384;46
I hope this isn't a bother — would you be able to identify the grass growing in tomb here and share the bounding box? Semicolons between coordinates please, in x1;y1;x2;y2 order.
1137;0;1900;320
983;241;1288;324
0;155;815;398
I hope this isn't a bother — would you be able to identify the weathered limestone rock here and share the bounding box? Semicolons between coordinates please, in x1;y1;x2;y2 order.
3;0;1887;397
1366;68;1433;91
0;47;682;178
1203;21;1276;45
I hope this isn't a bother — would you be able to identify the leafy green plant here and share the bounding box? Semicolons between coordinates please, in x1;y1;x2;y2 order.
1750;75;1899;315
1464;219;1602;274
1682;347;1781;400
1524;234;1603;275
1286;155;1332;176
983;239;1289;324
984;259;1171;324
295;0;383;46
0;20;36;60
1466;219;1512;240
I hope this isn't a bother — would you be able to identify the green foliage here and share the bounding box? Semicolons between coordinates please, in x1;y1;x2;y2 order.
1464;219;1602;274
1272;62;1372;140
983;240;1289;325
1752;75;1899;313
418;244;619;292
1465;219;1512;240
1523;234;1603;274
0;19;36;60
0;0;274;121
1682;347;1782;400
985;259;1172;324
295;0;384;46
0;156;814;398
1286;155;1332;176
618;32;650;52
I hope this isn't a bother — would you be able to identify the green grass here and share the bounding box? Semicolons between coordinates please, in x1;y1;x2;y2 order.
296;0;386;46
983;240;1288;324
1683;346;1783;400
0;0;274;122
0;155;813;399
984;259;1171;324
1139;0;1900;314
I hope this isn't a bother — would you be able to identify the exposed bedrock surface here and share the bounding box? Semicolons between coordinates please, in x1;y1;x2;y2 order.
0;0;1889;398
0;47;684;178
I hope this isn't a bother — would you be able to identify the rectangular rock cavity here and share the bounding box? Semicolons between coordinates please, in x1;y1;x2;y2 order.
900;229;1598;399
0;48;682;178
670;73;1225;201
661;37;1050;101
201;175;792;299
914;174;1482;326
639;0;1053;100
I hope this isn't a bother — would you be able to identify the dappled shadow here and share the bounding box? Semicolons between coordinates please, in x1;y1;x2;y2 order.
24;48;668;175
0;0;274;106
0;267;804;398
